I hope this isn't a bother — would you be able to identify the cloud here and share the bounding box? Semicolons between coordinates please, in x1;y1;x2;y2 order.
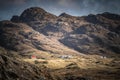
0;0;120;20
13;0;26;4
0;0;27;10
0;0;26;5
58;0;69;6
58;0;78;8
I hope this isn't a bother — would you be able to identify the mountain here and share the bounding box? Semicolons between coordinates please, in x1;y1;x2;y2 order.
9;7;120;55
0;7;120;80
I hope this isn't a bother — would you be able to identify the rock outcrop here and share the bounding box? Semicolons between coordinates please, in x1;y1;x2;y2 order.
0;48;52;80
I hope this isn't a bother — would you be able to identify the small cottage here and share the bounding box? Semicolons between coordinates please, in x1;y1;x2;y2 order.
31;55;37;59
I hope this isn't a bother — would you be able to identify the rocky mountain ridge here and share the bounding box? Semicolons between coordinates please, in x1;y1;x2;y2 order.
8;7;120;55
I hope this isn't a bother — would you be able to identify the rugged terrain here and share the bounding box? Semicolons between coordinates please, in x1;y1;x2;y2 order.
0;7;120;80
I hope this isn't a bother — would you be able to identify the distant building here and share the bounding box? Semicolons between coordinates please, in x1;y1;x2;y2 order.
100;56;107;59
31;55;37;59
59;55;72;59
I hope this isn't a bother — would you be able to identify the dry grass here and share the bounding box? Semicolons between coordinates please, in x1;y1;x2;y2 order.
22;54;120;80
23;54;115;69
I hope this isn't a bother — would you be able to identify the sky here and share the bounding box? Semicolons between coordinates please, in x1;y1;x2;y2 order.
0;0;120;20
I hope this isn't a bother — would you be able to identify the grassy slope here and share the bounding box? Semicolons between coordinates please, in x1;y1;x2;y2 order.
23;53;120;80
